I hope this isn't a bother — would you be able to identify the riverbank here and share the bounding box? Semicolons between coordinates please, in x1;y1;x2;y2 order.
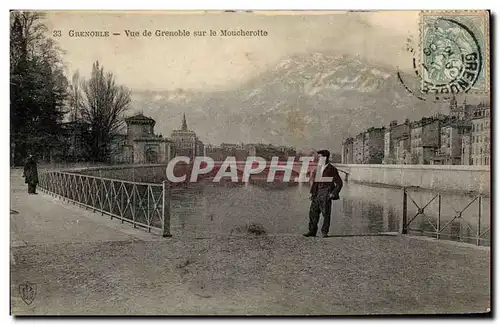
10;170;490;315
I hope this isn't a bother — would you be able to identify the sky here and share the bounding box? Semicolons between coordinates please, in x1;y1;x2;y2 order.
41;10;420;91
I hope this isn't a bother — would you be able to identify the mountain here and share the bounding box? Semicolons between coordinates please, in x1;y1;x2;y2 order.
130;52;453;152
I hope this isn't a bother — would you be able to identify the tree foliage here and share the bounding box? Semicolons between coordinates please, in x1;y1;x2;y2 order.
69;70;81;122
10;11;68;165
10;12;131;164
79;61;131;161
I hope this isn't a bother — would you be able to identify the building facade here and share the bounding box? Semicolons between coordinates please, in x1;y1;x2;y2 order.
471;103;490;165
383;120;410;164
449;95;475;120
206;142;296;162
206;143;249;161
341;137;354;164
353;133;365;164
383;129;391;163
363;127;385;164
349;127;385;164
170;114;204;158
432;120;471;165
396;135;411;164
342;97;490;166
410;118;442;165
439;124;461;165
253;144;296;161
461;134;472;165
110;113;174;164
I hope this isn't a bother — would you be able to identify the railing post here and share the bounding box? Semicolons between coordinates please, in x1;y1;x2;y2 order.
477;196;482;246
437;194;441;240
132;184;136;229
162;180;172;237
100;178;104;215
109;181;114;219
401;188;408;234
99;170;103;215
92;179;96;213
459;219;463;242
120;183;124;224
147;185;151;229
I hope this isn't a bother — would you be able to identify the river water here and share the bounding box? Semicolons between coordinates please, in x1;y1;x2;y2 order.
169;182;490;246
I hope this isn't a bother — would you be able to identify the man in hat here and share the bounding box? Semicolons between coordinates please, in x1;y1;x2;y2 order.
23;154;39;194
303;149;343;237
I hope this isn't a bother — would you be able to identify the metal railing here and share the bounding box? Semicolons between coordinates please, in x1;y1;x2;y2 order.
38;170;171;237
401;187;490;246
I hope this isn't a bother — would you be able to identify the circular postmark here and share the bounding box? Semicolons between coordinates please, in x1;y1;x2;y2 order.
421;17;483;96
397;34;457;102
396;38;444;102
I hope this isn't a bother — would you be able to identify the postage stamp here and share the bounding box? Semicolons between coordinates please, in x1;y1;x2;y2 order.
419;10;490;95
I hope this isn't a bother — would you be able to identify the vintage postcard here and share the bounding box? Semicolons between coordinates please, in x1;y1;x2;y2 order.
10;10;491;316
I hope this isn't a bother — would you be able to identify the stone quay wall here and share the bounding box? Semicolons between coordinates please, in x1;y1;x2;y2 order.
334;164;490;195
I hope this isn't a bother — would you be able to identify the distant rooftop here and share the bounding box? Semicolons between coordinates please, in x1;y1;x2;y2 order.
171;129;196;135
125;113;155;124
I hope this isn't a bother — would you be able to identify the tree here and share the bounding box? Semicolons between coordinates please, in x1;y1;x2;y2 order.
80;61;131;161
10;11;68;164
69;71;81;122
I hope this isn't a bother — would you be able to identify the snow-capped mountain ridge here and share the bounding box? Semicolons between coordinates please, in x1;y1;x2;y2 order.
131;51;445;151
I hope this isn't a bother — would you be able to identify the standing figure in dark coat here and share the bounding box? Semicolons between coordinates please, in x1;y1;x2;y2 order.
303;150;343;237
23;154;39;194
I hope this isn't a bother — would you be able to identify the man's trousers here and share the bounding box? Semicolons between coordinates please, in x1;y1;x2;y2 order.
308;187;332;235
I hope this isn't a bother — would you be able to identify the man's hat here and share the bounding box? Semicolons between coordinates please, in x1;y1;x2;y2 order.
316;150;330;158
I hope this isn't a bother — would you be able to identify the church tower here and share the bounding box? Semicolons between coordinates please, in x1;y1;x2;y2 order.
449;93;457;112
182;113;188;131
171;113;204;157
449;94;467;120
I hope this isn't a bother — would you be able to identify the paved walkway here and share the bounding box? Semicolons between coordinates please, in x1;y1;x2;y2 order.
10;170;491;315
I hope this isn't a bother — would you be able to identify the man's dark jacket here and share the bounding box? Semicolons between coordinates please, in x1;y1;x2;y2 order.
310;164;343;200
23;157;39;185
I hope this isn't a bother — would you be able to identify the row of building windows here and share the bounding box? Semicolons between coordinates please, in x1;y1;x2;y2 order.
177;138;196;143
470;147;486;155
472;143;490;151
472;135;489;143
472;122;489;132
178;144;195;149
473;157;490;165
440;128;451;135
475;140;489;149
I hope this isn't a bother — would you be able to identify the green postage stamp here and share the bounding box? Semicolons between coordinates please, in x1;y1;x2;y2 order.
420;10;490;95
